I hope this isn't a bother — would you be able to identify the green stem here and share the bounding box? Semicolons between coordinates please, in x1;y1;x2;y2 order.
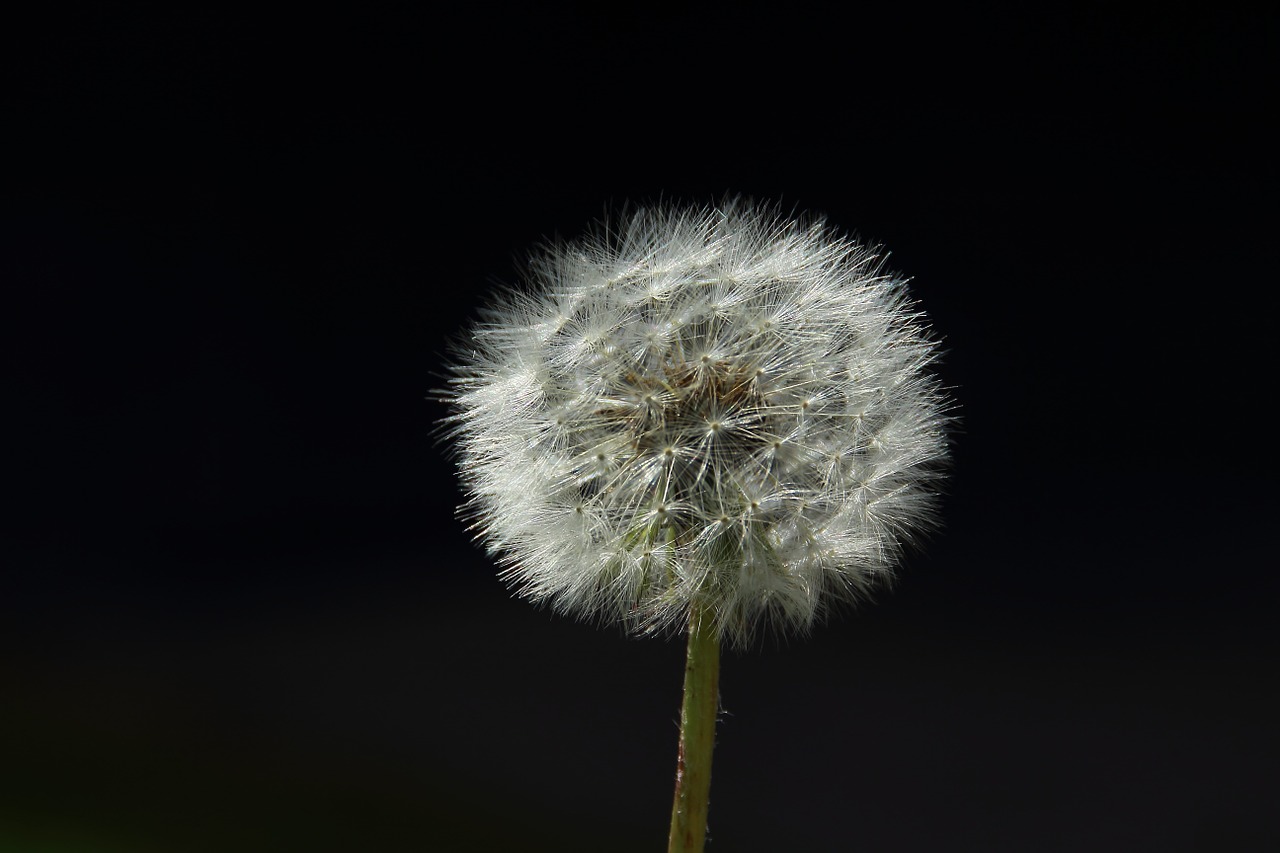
667;603;721;853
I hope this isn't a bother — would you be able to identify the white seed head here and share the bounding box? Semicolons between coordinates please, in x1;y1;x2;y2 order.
443;200;951;648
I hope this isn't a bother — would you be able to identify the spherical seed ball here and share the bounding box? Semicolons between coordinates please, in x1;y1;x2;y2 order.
444;200;951;648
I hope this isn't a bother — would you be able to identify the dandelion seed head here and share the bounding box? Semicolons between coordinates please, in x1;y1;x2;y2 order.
444;199;951;648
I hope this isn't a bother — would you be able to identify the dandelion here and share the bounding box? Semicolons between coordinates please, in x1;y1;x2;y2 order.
443;199;951;851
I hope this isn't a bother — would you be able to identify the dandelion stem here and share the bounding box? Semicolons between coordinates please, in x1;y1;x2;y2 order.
667;603;720;853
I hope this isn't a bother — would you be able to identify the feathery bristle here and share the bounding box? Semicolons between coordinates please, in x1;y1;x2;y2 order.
443;200;952;648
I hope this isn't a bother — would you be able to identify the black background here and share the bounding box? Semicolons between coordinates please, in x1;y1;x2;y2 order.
4;6;1277;852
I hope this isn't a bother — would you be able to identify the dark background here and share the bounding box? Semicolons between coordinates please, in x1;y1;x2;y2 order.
3;6;1276;852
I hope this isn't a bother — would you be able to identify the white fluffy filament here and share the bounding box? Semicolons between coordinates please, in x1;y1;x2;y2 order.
444;200;951;648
